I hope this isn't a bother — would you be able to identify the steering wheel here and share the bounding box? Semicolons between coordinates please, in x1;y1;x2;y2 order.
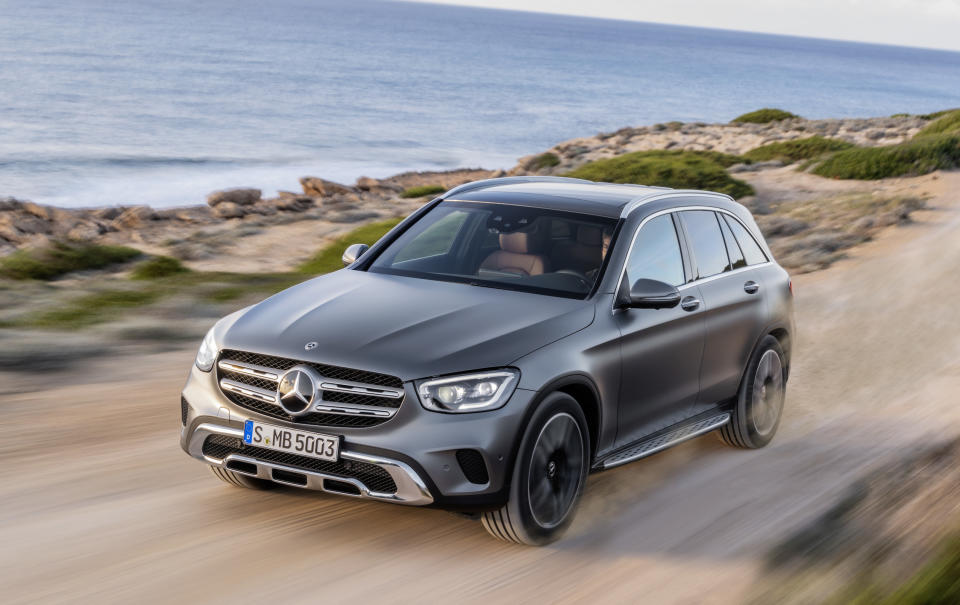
555;269;591;289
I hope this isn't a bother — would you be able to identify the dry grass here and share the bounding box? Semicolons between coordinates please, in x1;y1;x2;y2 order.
750;193;926;272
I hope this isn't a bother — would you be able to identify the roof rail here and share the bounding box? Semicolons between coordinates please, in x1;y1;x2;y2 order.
594;181;673;191
442;175;593;198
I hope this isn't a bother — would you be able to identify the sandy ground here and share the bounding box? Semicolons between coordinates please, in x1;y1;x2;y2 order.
2;172;960;604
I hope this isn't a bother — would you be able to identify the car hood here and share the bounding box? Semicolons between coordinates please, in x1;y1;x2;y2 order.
220;270;595;382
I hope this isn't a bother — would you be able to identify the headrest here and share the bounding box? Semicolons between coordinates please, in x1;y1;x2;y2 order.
577;225;603;246
500;231;534;254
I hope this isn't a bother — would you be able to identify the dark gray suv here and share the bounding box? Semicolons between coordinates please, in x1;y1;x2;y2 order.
180;176;794;545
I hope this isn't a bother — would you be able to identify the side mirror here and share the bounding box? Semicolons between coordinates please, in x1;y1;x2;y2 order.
342;243;369;266
625;278;681;309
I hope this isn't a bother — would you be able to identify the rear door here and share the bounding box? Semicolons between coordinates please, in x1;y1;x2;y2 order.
679;210;769;413
614;212;705;447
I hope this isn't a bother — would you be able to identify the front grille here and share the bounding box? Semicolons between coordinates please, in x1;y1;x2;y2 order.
216;349;404;428
203;434;397;494
181;397;189;426
221;350;402;388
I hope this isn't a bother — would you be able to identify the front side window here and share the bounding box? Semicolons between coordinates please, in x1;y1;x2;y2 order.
681;210;730;279
368;202;617;298
625;214;685;287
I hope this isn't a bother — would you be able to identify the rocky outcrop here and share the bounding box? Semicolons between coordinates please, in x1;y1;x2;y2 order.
300;177;354;197
511;115;929;176
206;188;262;207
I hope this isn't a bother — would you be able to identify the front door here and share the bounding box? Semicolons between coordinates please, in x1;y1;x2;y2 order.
614;213;705;448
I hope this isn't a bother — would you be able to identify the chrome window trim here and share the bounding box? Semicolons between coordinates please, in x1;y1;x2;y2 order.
612;203;771;312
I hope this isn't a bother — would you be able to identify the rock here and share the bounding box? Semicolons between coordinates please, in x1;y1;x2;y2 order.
212;202;247;219
324;192;362;206
91;207;124;221
0;197;23;212
111;206;156;230
273;195;315;212
10;216;51;235
21;202;51;220
248;201;278;216
300;177;353;197
356;176;379;191
206;188;261;207
66;221;105;241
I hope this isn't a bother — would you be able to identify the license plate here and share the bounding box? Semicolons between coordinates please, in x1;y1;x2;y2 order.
243;419;340;462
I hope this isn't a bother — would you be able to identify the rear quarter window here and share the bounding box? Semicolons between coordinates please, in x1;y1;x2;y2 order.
722;214;768;265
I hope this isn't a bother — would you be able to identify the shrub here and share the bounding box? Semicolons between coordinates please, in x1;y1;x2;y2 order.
131;256;189;280
731;108;800;124
526;152;561;171
298;218;403;274
914;109;960;138
0;241;141;280
400;185;446;199
744;136;855;164
563;150;754;199
18;289;161;328
812;133;960;180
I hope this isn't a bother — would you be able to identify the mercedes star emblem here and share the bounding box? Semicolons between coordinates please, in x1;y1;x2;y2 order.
276;366;318;415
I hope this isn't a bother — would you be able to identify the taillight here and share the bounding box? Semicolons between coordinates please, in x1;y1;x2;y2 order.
788;279;794;295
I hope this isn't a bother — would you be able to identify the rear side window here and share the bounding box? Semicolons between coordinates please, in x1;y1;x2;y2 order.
681;210;730;279
718;214;746;270
722;215;768;265
625;214;685;287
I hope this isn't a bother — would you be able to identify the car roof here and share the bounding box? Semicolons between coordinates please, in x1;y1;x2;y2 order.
441;176;733;218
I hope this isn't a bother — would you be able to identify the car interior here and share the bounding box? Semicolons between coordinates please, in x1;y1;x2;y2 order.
369;203;617;296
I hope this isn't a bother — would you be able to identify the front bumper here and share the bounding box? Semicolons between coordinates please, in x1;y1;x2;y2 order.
180;363;533;508
186;422;434;505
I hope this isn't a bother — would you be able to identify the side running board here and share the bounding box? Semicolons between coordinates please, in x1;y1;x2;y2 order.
598;412;731;470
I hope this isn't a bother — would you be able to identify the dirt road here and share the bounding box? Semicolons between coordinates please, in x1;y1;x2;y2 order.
3;173;960;604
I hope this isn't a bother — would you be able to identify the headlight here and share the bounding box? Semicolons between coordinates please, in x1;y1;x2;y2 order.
195;326;219;372
416;369;519;413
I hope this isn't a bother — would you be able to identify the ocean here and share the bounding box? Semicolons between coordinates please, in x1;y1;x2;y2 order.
2;0;959;208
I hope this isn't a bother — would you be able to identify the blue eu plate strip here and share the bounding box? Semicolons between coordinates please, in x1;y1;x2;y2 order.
243;419;253;444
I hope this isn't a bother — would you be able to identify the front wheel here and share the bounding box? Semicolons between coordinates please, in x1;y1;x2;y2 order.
481;392;589;545
720;335;786;449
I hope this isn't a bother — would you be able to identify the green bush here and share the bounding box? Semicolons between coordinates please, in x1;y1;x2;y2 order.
744;136;855;164
400;185;446;199
298;218;403;274
0;241;141;280
732;108;800;124
812;133;960;180
18;289;161;328
914;109;960;138
131;256;189;280
526;152;561;171
564;150;754;199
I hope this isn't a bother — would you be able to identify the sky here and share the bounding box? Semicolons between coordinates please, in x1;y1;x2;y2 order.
403;0;960;52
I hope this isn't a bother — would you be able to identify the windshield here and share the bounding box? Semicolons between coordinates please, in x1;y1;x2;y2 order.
367;202;619;298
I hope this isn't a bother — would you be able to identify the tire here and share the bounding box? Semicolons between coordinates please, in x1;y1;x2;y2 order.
720;335;786;449
481;392;590;546
209;465;274;490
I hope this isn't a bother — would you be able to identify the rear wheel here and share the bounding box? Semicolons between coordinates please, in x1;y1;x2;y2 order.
208;465;273;490
481;392;589;545
720;335;786;449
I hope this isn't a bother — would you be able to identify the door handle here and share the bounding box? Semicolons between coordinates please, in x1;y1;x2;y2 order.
744;281;760;294
680;296;700;312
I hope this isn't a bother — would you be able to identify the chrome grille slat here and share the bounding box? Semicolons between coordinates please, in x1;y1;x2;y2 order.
220;379;278;404
217;360;280;382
